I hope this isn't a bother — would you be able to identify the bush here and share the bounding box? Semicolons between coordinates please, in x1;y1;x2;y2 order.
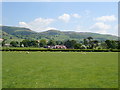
1;47;120;52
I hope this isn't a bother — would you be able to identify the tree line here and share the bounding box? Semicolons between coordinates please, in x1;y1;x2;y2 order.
1;37;120;49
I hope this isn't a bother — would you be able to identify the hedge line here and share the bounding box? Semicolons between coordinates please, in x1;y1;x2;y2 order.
1;48;120;52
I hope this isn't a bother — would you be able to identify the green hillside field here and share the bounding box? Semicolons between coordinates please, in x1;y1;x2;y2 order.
1;26;118;42
2;52;118;88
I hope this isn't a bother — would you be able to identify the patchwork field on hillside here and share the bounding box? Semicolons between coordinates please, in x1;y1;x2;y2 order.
2;52;118;88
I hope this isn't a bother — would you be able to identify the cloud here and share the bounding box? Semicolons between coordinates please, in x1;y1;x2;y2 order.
33;18;54;25
95;15;116;22
58;13;70;23
19;18;55;32
75;23;117;36
72;14;81;18
90;22;111;30
19;22;29;28
58;13;81;22
90;22;111;34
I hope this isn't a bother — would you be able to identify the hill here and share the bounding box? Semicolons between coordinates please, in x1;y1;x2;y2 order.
39;30;118;41
0;26;118;43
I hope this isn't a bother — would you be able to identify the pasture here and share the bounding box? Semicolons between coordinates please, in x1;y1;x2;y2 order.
2;51;118;88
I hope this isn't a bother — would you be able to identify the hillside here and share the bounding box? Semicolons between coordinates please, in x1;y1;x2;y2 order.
39;30;118;41
1;26;118;43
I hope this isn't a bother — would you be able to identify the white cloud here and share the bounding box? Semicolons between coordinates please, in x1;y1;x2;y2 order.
72;14;81;18
90;22;111;34
75;23;118;36
58;13;70;23
45;27;57;30
19;18;55;32
58;13;81;22
90;22;111;30
95;15;116;22
19;22;29;28
33;18;54;25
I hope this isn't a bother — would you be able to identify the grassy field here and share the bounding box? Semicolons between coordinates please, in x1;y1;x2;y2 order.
2;51;118;88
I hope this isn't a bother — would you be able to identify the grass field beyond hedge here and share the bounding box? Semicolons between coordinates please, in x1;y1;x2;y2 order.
2;52;118;88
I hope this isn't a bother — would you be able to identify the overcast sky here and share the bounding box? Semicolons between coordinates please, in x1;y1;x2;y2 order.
2;2;118;36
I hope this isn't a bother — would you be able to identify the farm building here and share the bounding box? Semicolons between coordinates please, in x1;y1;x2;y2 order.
55;45;67;49
4;44;11;47
47;45;67;49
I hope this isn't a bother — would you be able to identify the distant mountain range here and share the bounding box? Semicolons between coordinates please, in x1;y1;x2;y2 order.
0;26;118;43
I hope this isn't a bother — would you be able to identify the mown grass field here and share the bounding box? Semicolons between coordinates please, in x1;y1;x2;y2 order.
2;51;118;88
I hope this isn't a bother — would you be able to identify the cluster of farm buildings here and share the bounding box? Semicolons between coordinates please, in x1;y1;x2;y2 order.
46;45;67;49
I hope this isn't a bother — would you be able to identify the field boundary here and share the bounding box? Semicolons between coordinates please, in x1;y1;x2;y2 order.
1;48;120;52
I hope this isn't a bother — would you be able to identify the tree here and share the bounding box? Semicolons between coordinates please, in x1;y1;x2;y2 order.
21;39;30;47
10;41;19;47
47;40;56;46
87;37;93;41
92;40;99;49
39;39;47;47
64;40;77;49
117;41;120;49
56;41;63;45
74;43;82;49
105;40;117;49
20;39;39;47
83;39;88;46
87;37;93;49
30;40;39;47
64;40;71;48
2;39;7;46
20;41;23;47
111;40;117;49
100;42;107;49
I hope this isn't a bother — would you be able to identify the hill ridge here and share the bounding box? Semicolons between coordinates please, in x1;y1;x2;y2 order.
0;26;118;42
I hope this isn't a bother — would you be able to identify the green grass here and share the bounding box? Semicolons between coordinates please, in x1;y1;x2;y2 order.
2;52;118;88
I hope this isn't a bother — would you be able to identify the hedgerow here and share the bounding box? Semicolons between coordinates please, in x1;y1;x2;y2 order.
1;47;120;52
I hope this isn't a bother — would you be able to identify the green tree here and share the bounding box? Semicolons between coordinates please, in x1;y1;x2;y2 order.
87;37;93;49
21;39;39;47
47;40;56;46
100;42;107;49
10;41;19;47
87;37;93;41
30;40;39;47
39;39;47;47
105;40;117;49
56;41;63;45
92;40;99;49
74;43;82;49
83;39;88;46
2;39;7;46
21;39;30;47
118;41;120;49
64;40;77;49
111;40;117;49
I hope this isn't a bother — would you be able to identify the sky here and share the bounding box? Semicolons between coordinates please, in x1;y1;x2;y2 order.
2;2;118;36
